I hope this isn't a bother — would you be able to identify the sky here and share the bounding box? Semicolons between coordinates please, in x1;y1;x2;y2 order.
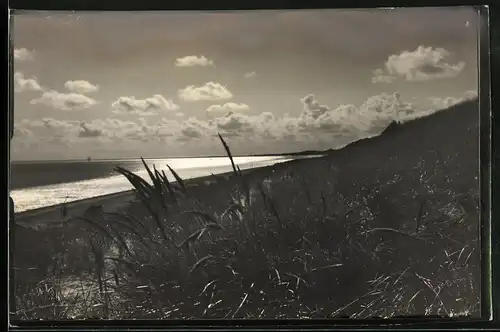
11;7;479;161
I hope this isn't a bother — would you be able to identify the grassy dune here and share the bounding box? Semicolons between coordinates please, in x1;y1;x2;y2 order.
11;100;480;320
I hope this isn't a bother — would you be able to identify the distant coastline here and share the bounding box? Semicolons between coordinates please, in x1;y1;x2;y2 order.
10;153;319;164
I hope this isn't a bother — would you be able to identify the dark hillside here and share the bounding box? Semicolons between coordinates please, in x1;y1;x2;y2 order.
329;99;478;160
273;98;480;232
324;99;479;203
262;98;480;315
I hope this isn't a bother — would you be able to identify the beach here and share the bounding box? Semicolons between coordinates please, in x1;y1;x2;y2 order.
11;155;302;213
13;156;311;227
14;169;242;226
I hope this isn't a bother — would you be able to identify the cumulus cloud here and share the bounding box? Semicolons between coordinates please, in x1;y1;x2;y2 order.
15;117;153;145
64;80;100;94
14;48;34;61
14;118;84;148
178;82;233;102
177;117;214;141
429;90;478;110
244;71;257;79
14;72;43;92
78;122;108;138
175;55;214;67
371;68;396;84
373;46;465;83
22;93;420;147
213;111;264;137
12;118;118;159
13;124;34;138
297;95;365;137
178;93;419;143
15;90;473;160
112;94;180;116
30;90;97;110
206;102;250;113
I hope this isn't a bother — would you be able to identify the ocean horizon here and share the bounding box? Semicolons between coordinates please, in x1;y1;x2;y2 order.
10;155;317;213
10;153;299;164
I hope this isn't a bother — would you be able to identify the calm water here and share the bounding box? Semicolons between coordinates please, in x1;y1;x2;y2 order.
10;156;299;212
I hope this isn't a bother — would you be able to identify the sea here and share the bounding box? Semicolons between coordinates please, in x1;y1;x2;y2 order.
10;155;311;213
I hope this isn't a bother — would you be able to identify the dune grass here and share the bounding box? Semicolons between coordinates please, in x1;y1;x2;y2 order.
11;134;480;320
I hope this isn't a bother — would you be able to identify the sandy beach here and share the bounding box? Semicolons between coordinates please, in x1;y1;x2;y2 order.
13;160;305;226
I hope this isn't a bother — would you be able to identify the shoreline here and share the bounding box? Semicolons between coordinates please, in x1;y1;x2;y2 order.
10;153;322;164
14;170;237;224
13;156;317;225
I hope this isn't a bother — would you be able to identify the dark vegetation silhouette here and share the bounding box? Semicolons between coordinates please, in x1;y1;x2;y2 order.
11;99;480;320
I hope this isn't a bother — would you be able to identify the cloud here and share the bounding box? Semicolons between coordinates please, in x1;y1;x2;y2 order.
178;117;214;141
13;124;34;138
300;94;332;119
14;90;472;160
14;72;43;92
373;46;465;83
78;122;108;138
30;90;97;110
244;71;257;79
206;102;250;112
178;82;233;102
212;111;264;137
64;80;100;94
429;89;478;110
371;69;396;84
296;92;422;138
12;118;117;159
175;55;214;67
38;118;81;135
14;117;159;145
177;93;419;143
14;118;83;147
112;94;180;116
21;93;420;146
14;48;34;61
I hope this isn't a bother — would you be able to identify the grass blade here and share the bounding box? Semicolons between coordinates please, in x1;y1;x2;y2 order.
177;228;204;250
161;170;178;204
218;133;238;176
167;165;187;194
189;254;214;276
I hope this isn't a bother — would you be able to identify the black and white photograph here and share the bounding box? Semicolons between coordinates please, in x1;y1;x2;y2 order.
10;6;482;320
